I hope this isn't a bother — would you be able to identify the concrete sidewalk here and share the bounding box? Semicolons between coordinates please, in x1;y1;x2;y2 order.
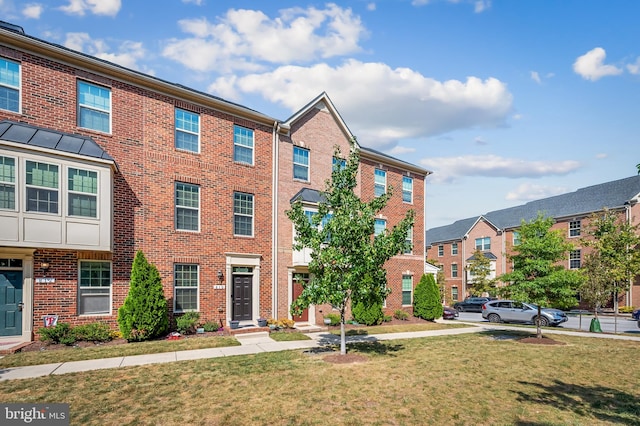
1;323;639;382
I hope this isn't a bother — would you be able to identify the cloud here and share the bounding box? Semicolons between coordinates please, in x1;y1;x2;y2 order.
530;71;541;84
59;0;120;17
626;57;640;75
387;146;416;155
210;60;513;147
474;136;488;145
162;5;366;73
474;0;491;13
573;47;623;81
22;3;43;19
366;3;377;11
420;154;581;183
595;153;607;159
63;33;147;70
505;183;569;201
182;0;203;5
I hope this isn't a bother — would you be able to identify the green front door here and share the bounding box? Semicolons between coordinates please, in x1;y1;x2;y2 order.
0;271;23;336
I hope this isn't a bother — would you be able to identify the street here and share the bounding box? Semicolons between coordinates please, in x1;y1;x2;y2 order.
456;312;640;335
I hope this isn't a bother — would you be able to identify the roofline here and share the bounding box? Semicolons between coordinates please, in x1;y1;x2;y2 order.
0;28;278;127
282;92;354;142
359;146;431;176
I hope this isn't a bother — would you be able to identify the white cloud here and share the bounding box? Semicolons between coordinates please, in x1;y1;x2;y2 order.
182;0;203;5
474;0;491;13
626;57;640;75
388;146;416;155
573;47;623;81
474;136;488;145
210;60;513;148
419;154;581;183
59;0;120;17
595;153;608;159
505;183;569;201
22;3;43;19
162;5;366;73
530;71;541;84
63;33;146;71
366;3;377;11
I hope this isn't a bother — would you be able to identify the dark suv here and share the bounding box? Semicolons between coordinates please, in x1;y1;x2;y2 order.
453;297;491;313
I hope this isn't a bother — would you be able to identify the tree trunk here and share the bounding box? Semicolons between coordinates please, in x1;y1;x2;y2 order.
340;307;346;355
536;305;542;339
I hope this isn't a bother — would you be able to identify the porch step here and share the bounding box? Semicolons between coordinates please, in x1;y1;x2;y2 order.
234;331;274;345
294;323;324;333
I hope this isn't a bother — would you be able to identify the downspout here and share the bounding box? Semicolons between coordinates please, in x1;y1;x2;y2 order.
462;235;467;297
271;121;279;318
625;203;632;306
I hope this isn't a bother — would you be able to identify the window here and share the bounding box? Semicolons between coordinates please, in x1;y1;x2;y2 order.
374;169;386;197
25;160;58;213
78;261;111;315
451;242;458;255
404;226;413;254
68;168;97;217
174;264;199;312
0;155;16;210
293;146;310;181
452;286;459;302
438;245;444;257
513;231;521;246
332;157;346;171
233;125;254;165
475;237;491;251
175;109;199;153
234;192;254;236
451;264;458;278
402;275;412;305
569;220;581;237
374;218;386;236
0;57;20;113
78;81;111;133
175;183;199;231
570;250;581;269
402;176;413;203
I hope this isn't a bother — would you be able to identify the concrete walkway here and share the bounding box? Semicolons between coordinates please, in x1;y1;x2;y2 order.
1;323;639;382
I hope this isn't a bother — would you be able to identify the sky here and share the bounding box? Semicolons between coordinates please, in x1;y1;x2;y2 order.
3;0;640;229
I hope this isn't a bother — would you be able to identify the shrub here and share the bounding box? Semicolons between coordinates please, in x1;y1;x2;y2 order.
73;322;112;342
202;321;219;332
39;322;75;345
325;313;341;326
413;274;444;320
351;300;384;326
393;309;409;320
619;306;635;313
383;314;393;322
118;251;169;342
176;312;200;335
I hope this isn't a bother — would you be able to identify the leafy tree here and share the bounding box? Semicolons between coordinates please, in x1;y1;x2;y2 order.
287;139;414;355
466;249;496;296
636;163;640;175
413;273;444;320
351;299;384;325
498;214;584;338
579;251;610;319
427;259;447;303
581;208;640;316
118;251;169;341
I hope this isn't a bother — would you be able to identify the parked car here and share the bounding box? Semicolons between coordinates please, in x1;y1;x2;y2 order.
632;308;640;321
442;306;459;320
453;297;491;313
481;300;568;326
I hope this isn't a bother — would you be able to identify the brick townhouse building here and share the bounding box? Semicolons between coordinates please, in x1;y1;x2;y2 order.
273;93;430;323
426;175;640;308
0;22;429;344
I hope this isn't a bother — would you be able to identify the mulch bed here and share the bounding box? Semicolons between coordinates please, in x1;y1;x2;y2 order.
518;336;566;345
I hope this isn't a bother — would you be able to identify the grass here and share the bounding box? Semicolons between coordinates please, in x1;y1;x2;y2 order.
2;330;638;425
269;331;311;341
0;336;239;368
330;321;468;336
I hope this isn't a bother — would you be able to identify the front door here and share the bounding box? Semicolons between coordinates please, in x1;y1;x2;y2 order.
232;275;252;321
292;273;309;322
0;271;23;336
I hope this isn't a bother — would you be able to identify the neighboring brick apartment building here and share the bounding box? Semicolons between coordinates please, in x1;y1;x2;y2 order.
0;23;429;344
273;93;430;323
426;175;640;308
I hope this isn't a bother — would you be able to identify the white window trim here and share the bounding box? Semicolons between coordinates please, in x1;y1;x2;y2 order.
451;263;458;278
402;274;413;307
0;57;21;114
78;260;112;316
175;182;200;232
175;108;200;154
0;154;18;211
77;80;112;134
233;192;254;237
404;226;413;254
569;220;581;238
293;146;310;182
402;176;413;204
451;243;458;255
174;263;200;313
374;218;386;236
569;250;581;270
374;168;387;196
233;125;255;166
438;245;444;257
24;159;60;216
68;167;99;219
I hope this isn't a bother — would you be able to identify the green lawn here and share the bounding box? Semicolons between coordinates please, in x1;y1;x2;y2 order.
1;330;638;425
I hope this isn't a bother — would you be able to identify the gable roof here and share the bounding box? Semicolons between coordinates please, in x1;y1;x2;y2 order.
426;175;640;245
0;120;117;168
290;188;326;204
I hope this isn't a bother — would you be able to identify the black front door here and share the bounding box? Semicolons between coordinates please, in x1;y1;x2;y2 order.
232;275;252;321
0;270;23;336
